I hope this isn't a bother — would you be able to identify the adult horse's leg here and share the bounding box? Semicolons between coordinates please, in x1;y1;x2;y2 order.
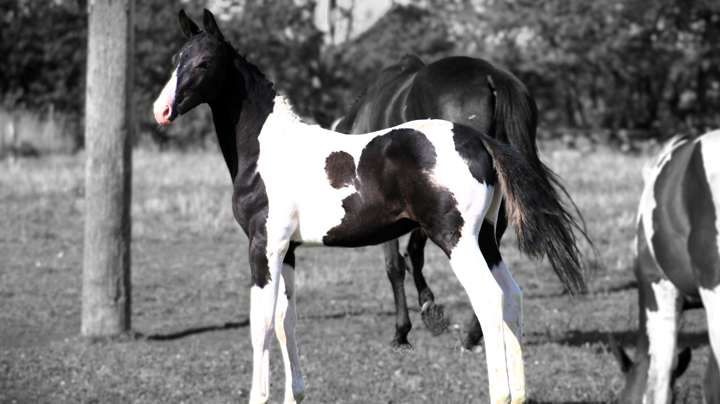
382;239;413;350
643;278;682;404
249;239;287;404
274;256;305;402
700;286;720;404
704;352;720;404
405;229;447;335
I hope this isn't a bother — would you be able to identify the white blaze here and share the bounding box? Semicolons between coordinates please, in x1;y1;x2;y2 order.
153;67;178;125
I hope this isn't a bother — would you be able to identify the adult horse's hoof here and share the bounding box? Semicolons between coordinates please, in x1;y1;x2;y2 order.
421;301;447;336
390;339;414;355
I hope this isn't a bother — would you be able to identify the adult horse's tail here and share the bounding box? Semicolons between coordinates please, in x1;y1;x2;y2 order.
490;67;593;292
480;133;588;294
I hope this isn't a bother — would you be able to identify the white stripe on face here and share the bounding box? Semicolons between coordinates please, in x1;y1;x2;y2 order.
153;67;178;126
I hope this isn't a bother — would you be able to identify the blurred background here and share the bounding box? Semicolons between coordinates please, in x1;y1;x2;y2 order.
3;2;720;401
1;0;719;156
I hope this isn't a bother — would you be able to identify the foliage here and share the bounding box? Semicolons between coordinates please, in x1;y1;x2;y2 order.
317;4;455;120
480;0;720;137
1;0;719;148
0;0;86;146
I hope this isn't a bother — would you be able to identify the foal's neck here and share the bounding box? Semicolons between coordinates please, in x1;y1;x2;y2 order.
208;46;277;183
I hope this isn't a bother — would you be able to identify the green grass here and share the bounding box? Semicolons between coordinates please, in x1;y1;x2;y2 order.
0;143;710;403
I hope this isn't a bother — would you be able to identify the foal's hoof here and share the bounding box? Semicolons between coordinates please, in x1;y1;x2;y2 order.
421;302;447;336
390;339;414;356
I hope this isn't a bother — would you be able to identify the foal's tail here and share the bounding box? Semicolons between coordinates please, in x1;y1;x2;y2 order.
480;134;588;294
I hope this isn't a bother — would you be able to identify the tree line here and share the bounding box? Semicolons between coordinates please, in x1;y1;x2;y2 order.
1;0;718;148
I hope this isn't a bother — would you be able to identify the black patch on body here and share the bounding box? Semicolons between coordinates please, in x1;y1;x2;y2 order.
325;151;357;189
186;36;277;288
648;139;699;297
452;123;496;186
283;241;301;268
685;143;720;289
322;129;465;256
478;220;502;269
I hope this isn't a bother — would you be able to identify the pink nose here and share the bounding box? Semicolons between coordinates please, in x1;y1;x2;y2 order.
154;104;173;126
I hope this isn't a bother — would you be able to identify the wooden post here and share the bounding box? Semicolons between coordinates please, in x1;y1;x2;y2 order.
82;0;134;337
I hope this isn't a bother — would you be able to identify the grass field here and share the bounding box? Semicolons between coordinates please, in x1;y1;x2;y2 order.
0;143;712;403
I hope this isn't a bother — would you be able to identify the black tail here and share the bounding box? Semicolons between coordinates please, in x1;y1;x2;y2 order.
489;68;595;292
480;134;588;295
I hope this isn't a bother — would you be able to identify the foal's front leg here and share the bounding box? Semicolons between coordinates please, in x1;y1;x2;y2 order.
249;239;287;404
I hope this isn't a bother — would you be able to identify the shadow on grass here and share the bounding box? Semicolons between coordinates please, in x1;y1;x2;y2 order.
543;330;709;349
528;401;606;404
140;310;397;341
523;280;637;300
143;320;250;341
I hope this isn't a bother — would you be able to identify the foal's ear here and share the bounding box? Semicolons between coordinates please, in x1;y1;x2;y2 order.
203;9;224;42
179;10;201;39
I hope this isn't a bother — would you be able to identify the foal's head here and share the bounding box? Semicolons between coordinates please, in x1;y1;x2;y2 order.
153;10;229;126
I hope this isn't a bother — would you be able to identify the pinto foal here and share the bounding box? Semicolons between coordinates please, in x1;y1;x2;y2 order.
153;10;586;404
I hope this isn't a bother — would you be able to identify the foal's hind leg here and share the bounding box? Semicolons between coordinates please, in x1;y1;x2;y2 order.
274;262;305;403
406;229;447;335
463;195;509;351
490;255;525;401
382;239;413;350
447;234;517;403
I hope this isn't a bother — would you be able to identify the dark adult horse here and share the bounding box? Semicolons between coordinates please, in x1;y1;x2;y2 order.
153;10;587;404
611;132;720;404
335;54;588;350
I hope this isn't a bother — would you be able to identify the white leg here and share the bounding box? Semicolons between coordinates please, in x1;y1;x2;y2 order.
249;250;285;404
492;260;525;404
275;263;305;403
644;279;681;404
487;186;526;402
450;235;512;404
700;284;720;383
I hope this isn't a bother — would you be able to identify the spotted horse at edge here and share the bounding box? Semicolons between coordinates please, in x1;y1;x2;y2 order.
610;131;720;404
153;9;587;404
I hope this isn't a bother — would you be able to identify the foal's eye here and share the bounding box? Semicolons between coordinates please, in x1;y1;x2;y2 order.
198;61;211;70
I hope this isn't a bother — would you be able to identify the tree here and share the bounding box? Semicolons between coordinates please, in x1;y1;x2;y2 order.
82;0;134;337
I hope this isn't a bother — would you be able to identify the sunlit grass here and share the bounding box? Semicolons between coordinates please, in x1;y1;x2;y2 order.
2;141;710;403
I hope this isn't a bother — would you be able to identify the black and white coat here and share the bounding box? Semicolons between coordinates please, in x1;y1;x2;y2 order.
153;9;586;404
